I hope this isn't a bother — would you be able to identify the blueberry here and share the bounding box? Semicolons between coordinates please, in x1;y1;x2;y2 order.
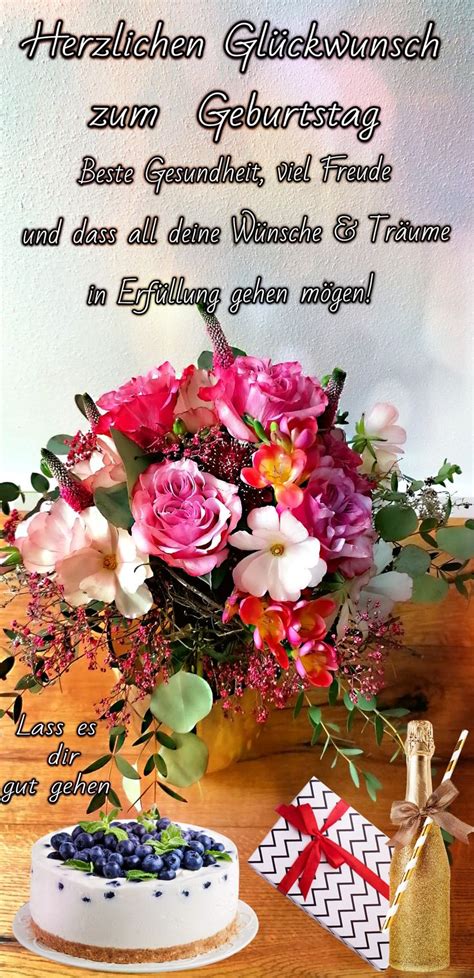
141;832;152;842
103;862;123;879
111;852;124;866
212;842;225;852
110;821;121;827
51;832;70;851
163;852;182;871
197;835;212;849
203;854;216;866
158;868;176;881
71;826;83;840
117;839;135;856
92;830;105;842
75;832;93;850
141;855;163;873
89;846;104;860
123;855;141;870
47;851;63;861
59;842;76;860
188;840;205;854
94;856;107;871
79;849;92;860
103;834;118;851
104;891;115;899
82;896;91;903
183;850;203;871
135;844;153;859
156;818;171;830
134;824;146;837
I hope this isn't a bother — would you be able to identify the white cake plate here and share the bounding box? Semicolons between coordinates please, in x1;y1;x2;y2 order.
13;901;258;973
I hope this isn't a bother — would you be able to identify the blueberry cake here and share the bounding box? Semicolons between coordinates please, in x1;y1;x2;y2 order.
29;813;238;962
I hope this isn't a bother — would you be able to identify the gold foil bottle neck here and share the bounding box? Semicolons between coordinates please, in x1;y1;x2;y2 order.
405;720;435;757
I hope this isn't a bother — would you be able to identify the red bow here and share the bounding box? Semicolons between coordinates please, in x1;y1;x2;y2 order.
276;801;389;901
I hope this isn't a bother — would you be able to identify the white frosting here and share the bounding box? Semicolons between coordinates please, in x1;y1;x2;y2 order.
30;821;238;950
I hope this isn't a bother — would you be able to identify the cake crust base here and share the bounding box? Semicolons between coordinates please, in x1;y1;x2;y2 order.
31;915;238;963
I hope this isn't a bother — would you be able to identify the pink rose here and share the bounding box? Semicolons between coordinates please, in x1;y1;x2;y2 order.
293;460;374;579
95;362;179;449
131;458;241;576
199;357;327;442
174;365;218;433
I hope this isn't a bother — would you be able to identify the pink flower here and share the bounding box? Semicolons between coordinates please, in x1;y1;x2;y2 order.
241;442;307;509
95;363;179;449
199;357;327;442
174;365;218;433
293;460;374;579
230;507;326;601
287;597;336;647
72;435;126;492
15;498;89;574
131;458;241;575
359;403;406;476
295;641;338;687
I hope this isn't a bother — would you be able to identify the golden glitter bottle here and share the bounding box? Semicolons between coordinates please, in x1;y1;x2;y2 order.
389;720;450;971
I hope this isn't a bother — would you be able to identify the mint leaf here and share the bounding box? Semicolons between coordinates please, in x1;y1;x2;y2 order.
148;823;186;855
64;859;94;873
107;826;128;842
79;820;103;833
125;869;158;881
205;849;232;862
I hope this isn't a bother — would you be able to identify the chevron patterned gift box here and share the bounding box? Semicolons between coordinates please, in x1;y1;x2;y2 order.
248;776;391;971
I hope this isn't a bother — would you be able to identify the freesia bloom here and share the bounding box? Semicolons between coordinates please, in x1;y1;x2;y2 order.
95;362;179;449
56;508;153;618
174;365;218;433
131;458;241;575
295;641;338;687
287;597;336;647
15;498;88;574
359;403;406;476
230;507;326;602
200;356;327;442
241;442;307;509
239;595;291;668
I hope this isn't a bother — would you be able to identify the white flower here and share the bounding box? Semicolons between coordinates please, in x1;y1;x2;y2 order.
56;508;153;618
72;435;125;490
337;540;412;636
230;506;326;602
15;498;88;574
359;402;406;476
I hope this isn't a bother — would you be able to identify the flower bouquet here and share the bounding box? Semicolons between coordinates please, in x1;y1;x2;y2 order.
1;308;472;811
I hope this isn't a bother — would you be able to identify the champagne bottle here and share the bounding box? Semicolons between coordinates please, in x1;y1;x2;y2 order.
389;720;450;972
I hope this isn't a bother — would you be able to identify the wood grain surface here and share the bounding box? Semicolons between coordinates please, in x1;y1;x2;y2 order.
0;575;473;978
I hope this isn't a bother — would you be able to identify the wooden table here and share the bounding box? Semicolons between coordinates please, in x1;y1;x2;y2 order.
1;581;473;978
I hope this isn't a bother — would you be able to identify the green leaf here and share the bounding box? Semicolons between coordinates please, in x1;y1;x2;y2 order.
132;732;153;748
115;755;140;780
149;823;186;854
155;730;177;750
340;747;364;756
111;429;150;497
0;482;20;502
197;350;213;370
293;689;304;719
82;754;111;775
106;786;121;808
31;472;50;494
375;505;418;542
412;575;449;603
158;781;187;803
0;656;15;679
86;790;108;814
153;753;168;777
349;762;360;787
109;725;126;753
64;859;94;873
395;545;431;577
205;849;232;862
308;706;322;727
150;672;213;733
343;691;355;711
79;819;103;833
46;434;72;455
436;526;474;561
465;519;474;530
107;825;129;842
94;483;133;530
158;731;208;787
375;715;384;745
328;678;339;707
355;694;377;712
311;723;322;746
363;773;378;802
381;708;410;717
455;577;469;598
126;869;159;880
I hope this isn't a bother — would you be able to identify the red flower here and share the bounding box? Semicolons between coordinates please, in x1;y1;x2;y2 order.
287;597;336;647
295;641;338;687
95;363;179;449
239;595;291;669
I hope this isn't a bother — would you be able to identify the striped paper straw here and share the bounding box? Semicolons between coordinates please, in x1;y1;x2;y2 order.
382;728;469;932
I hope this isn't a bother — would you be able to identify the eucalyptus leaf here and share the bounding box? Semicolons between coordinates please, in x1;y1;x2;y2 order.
375;504;418;542
150;672;213;733
46;434;72;455
0;482;20;502
158;731;209;787
349;762;360;787
115;755;140;780
395;545;431;577
412;575;449;603
436;526;474;561
31;472;50;494
94;483;133;529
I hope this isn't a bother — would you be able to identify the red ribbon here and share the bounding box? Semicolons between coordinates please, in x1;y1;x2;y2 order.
276;801;389;901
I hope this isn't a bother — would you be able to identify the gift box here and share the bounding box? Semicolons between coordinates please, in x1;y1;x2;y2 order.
248;776;391;971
